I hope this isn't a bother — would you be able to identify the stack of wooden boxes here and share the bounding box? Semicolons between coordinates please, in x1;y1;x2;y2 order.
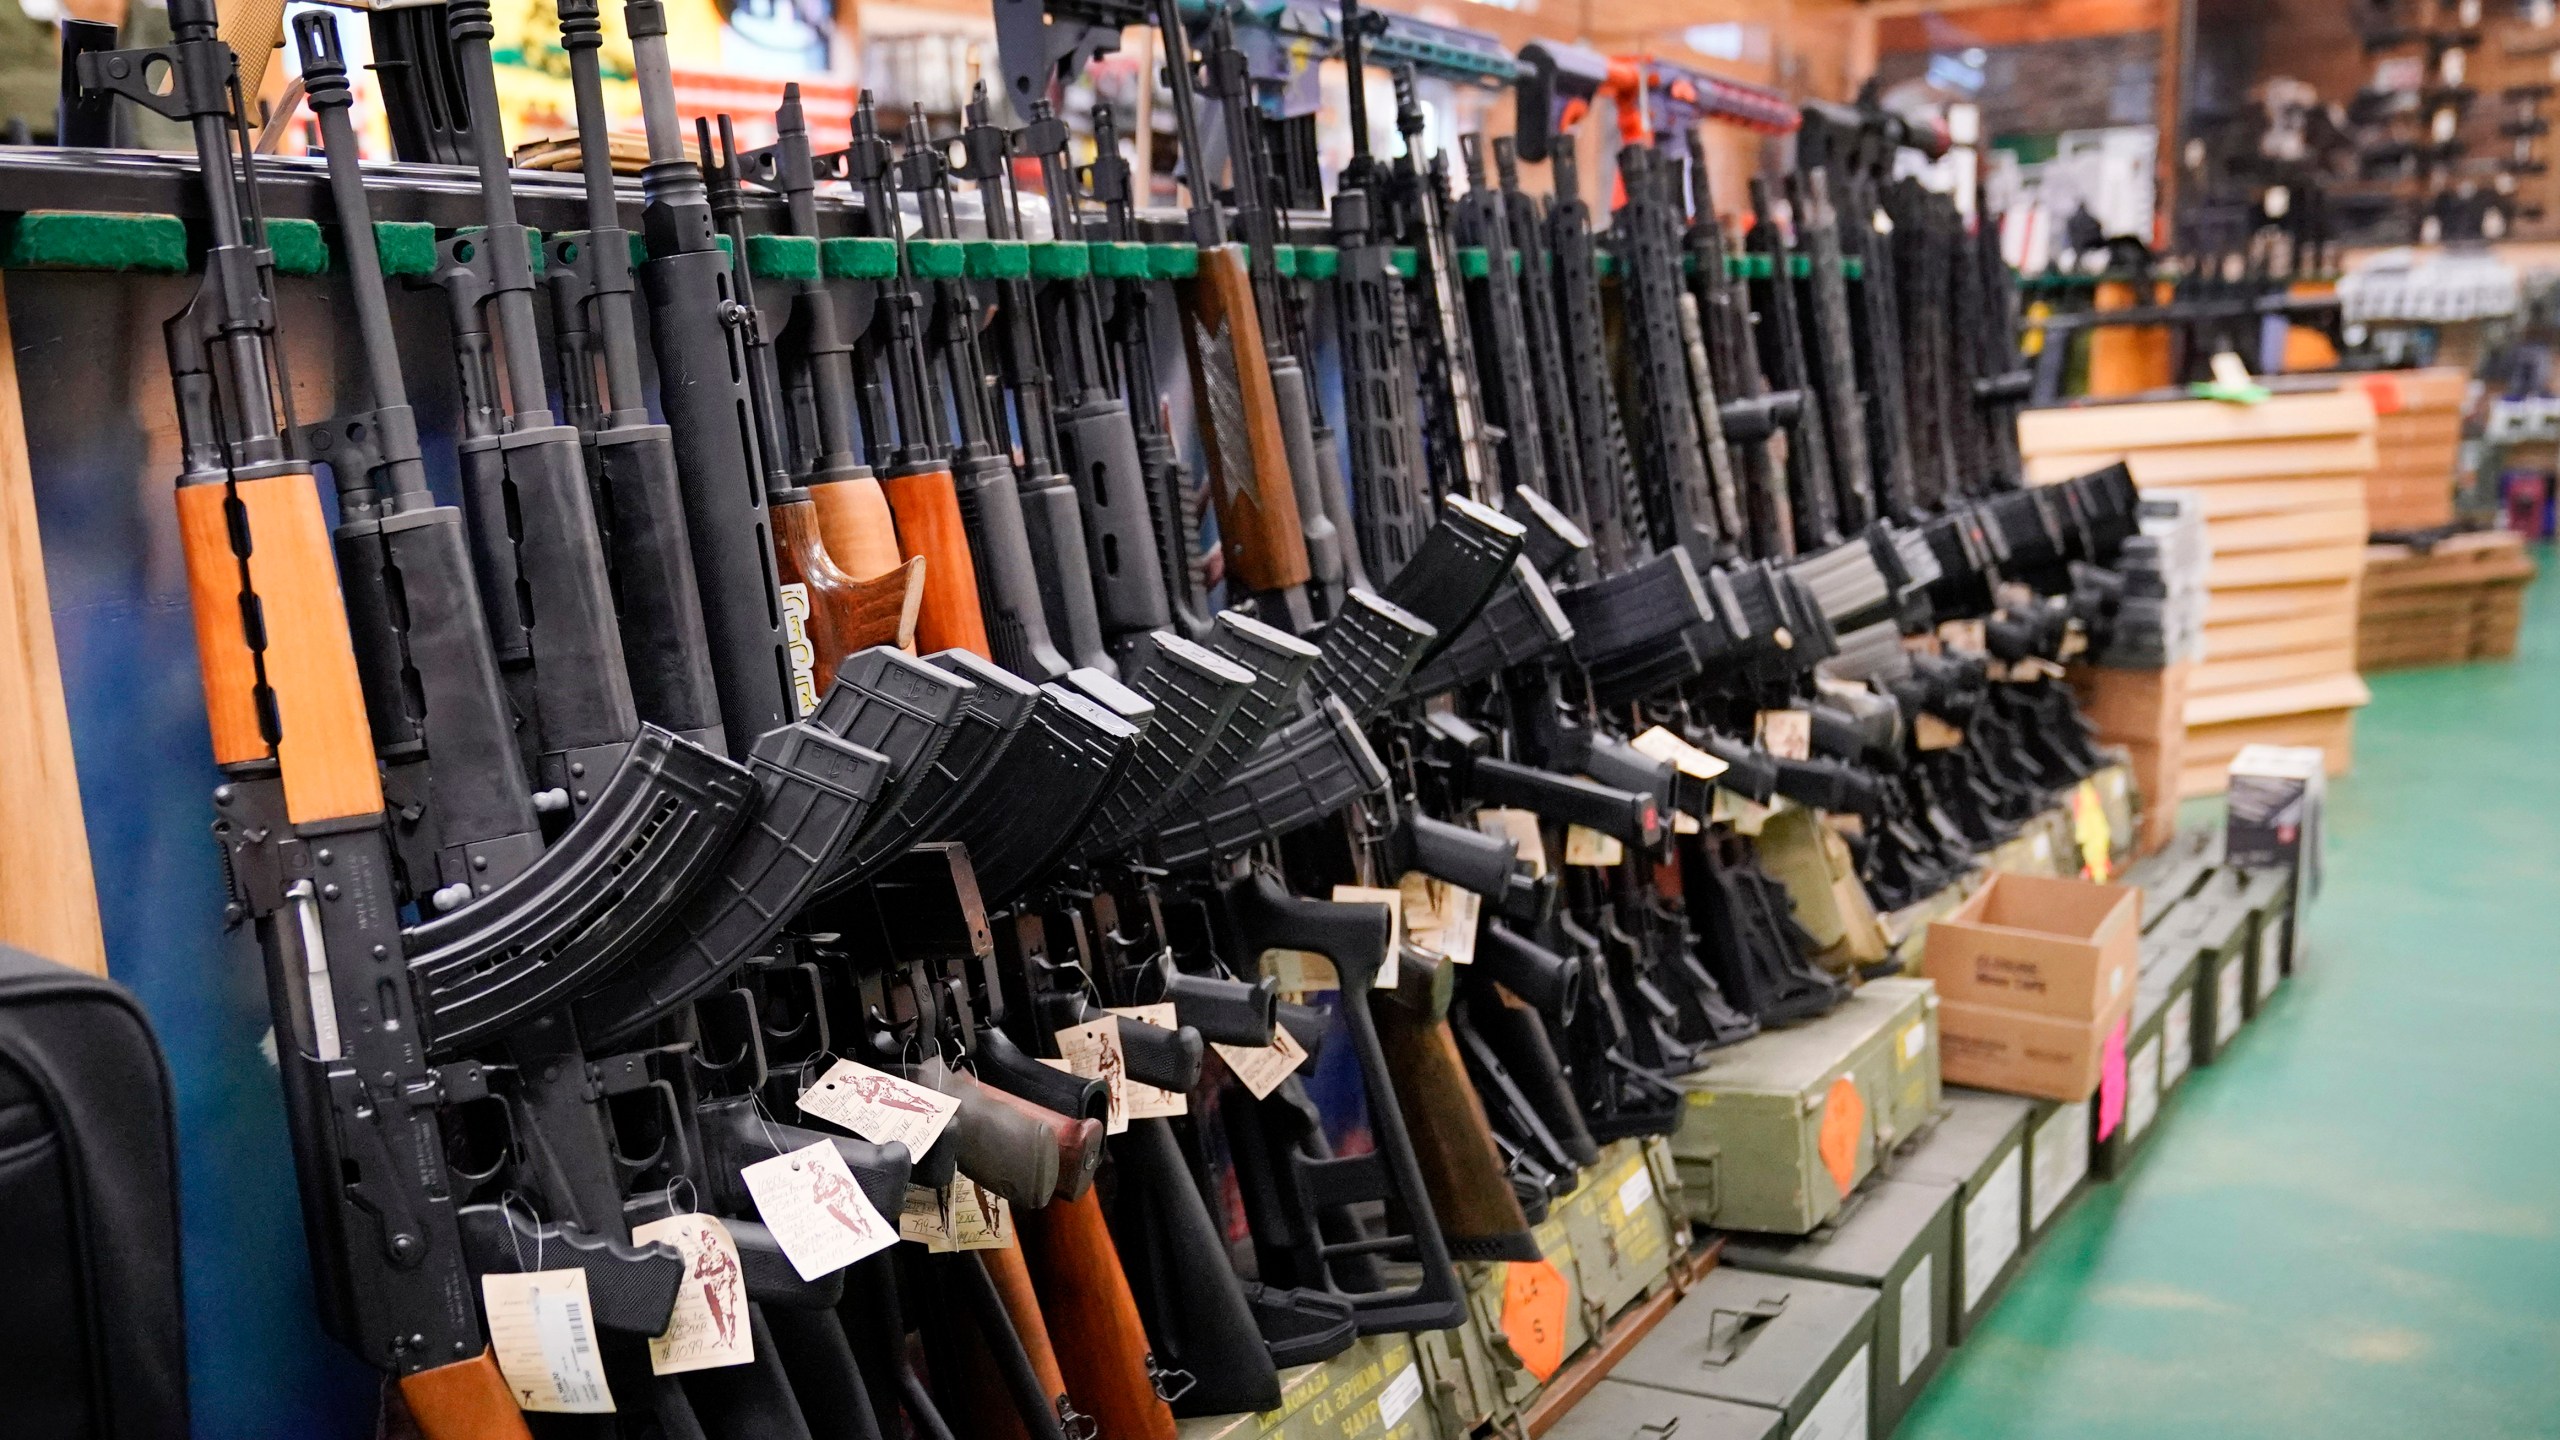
2021;389;2376;797
2358;530;2538;670
2357;368;2469;532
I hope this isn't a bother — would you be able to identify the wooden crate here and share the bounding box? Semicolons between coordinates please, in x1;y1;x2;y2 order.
2022;389;2376;796
2357;531;2537;670
2352;368;2467;533
2065;662;2189;854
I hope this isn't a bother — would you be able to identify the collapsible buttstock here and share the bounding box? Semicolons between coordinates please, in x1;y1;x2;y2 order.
173;482;263;766
881;465;993;658
808;472;909;579
228;472;385;823
1019;1189;1179;1440
397;1350;534;1440
1182;246;1310;594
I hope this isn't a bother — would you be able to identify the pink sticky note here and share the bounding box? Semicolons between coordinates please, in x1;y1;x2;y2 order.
2095;1015;2130;1141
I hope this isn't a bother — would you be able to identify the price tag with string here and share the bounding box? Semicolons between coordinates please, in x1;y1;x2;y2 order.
740;1137;898;1281
481;1199;616;1412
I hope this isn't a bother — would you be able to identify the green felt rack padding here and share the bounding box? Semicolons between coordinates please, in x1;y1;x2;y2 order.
909;238;967;278
1147;244;1198;279
452;225;548;276
1786;253;1810;278
375;221;440;278
1091;241;1151;279
2;211;189;273
1389;247;1418;278
1723;254;1746;281
265;218;329;276
747;233;820;280
824;235;900;279
1842;256;1864;281
1029;241;1091;279
964;239;1030;279
1272;244;1297;278
1457;246;1489;279
1594;251;1619;278
1296;245;1338;280
1744;253;1774;280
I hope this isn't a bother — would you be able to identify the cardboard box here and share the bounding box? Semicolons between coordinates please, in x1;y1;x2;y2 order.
1896;1090;2033;1344
2225;743;2326;881
1670;999;1903;1234
1542;1380;1781;1440
1721;1179;1959;1437
1924;873;2141;1020
1936;987;2134;1102
1615;1269;1875;1440
2026;1098;2092;1236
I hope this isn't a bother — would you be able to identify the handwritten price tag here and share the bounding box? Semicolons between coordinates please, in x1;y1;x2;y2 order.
740;1140;897;1280
1109;1004;1190;1118
632;1213;753;1376
1214;1021;1310;1100
797;1059;961;1156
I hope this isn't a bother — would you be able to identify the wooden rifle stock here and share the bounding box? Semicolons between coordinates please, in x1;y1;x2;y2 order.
1373;958;1541;1263
771;495;924;680
987;1243;1072;1411
1019;1188;1179;1440
808;472;910;580
882;463;994;658
397;1349;536;1440
1182;245;1312;595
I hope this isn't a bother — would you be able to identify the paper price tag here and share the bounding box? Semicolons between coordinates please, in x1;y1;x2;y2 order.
1108;1004;1190;1118
1475;807;1549;877
632;1213;754;1375
950;1176;1014;1250
483;1269;616;1413
1713;788;1776;836
1562;824;1624;867
1399;872;1481;965
740;1140;897;1280
1261;947;1338;993
1630;725;1731;781
1332;884;1405;988
1213;1021;1310;1100
796;1059;961;1156
1042;1016;1129;1133
899;1184;956;1251
1755;709;1812;761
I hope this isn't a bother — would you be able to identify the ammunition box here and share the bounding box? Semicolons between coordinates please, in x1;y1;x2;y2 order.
2179;889;2252;1064
1894;1089;2033;1344
1540;1380;1782;1440
2025;1097;2092;1237
1566;1141;1683;1325
1721;1178;1959;1436
1672;995;1906;1233
2094;966;2174;1181
1465;1211;1591;1415
2233;865;2296;1005
1854;979;1943;1154
1616;1268;1876;1440
1176;1334;1433;1440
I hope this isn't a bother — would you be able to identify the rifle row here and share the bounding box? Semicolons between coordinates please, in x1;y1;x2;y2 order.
89;2;2151;1436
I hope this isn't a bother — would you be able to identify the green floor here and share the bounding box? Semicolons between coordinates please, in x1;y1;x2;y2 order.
1899;556;2560;1440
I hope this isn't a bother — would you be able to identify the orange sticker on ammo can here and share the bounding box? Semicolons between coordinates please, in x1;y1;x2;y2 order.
1817;1077;1865;1196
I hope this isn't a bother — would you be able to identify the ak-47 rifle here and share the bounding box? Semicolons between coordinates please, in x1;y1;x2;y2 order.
1085;103;1216;645
954;84;1118;678
836;92;994;660
704;113;918;706
1328;0;1434;582
737;84;928;626
622;0;796;748
544;0;727;758
1018;97;1178;661
1198;1;1348;621
1151;0;1316;631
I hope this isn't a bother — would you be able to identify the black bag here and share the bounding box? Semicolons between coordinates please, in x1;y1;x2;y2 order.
0;944;188;1438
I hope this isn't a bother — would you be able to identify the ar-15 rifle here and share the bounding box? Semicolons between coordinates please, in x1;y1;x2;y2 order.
1788;166;1880;533
901;101;1080;683
1747;176;1844;550
1389;67;1498;508
1496;137;1592;555
1680;129;1802;560
1453;131;1554;511
1609;143;1732;573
